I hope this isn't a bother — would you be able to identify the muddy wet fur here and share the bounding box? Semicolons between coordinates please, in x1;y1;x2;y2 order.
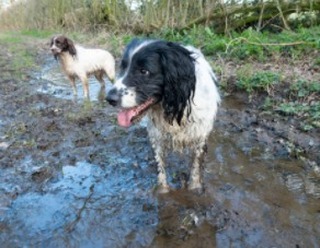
106;39;221;192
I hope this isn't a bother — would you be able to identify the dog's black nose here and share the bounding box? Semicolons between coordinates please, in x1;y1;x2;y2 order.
106;88;120;106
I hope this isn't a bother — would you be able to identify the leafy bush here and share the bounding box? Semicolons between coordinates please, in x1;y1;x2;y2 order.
236;70;280;95
274;80;320;130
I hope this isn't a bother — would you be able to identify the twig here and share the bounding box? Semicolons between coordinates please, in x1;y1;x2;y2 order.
257;0;265;32
225;37;314;54
276;0;291;31
65;184;95;232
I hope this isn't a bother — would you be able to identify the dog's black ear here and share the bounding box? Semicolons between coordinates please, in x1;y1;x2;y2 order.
159;42;196;125
66;38;77;57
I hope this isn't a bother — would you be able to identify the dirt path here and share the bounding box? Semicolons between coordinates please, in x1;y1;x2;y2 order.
0;37;319;247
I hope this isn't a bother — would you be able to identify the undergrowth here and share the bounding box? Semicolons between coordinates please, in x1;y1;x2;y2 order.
274;81;320;130
0;32;40;78
237;70;280;95
156;26;320;60
0;25;319;130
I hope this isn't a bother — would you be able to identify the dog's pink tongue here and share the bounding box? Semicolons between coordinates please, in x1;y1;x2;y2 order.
118;109;135;127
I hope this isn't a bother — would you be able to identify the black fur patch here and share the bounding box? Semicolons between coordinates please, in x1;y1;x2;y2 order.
120;39;196;125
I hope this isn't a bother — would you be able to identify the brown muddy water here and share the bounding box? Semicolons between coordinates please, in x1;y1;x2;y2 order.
0;53;319;248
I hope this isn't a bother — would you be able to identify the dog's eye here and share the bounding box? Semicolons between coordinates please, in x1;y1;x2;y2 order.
140;69;149;75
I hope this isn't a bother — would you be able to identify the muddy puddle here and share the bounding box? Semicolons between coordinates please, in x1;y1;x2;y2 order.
0;56;319;247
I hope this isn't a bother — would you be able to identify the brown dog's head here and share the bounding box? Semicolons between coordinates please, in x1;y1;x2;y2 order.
50;35;77;59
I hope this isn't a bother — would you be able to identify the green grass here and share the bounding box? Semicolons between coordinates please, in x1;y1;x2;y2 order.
0;30;54;43
3;24;317;63
275;101;320;130
234;63;281;96
289;80;320;98
20;29;55;39
154;26;319;60
11;48;37;72
261;80;320;131
0;31;41;77
0;33;23;44
237;70;280;95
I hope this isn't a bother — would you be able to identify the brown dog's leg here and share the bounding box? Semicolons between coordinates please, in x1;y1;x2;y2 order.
68;75;77;97
95;71;106;102
79;76;90;100
94;71;106;88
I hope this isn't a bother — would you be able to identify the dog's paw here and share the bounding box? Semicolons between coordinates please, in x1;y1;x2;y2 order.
188;182;204;194
156;184;170;194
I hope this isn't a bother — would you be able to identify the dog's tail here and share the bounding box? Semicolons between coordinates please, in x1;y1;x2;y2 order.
103;53;116;83
106;66;115;83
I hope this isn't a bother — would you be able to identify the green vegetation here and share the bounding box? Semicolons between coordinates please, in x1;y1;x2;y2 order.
156;26;320;60
19;29;55;39
237;70;280;95
0;1;319;131
0;0;319;34
260;80;320;131
275;81;320;130
0;33;40;77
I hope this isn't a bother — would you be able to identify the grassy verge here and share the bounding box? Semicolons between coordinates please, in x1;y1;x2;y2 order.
155;26;320;59
0;31;50;77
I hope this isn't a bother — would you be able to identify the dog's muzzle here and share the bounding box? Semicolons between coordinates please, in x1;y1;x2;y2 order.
50;48;60;55
106;88;120;106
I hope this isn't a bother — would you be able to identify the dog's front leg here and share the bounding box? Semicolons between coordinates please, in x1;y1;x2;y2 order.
81;77;90;100
148;124;170;193
94;72;106;102
68;75;77;97
154;145;170;193
149;135;170;193
188;142;207;191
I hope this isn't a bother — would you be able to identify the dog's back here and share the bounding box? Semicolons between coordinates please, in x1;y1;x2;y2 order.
147;45;220;152
75;45;115;80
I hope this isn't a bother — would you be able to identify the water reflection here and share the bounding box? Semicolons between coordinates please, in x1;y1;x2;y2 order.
35;56;112;102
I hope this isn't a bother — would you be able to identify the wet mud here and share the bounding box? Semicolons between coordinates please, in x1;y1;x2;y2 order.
0;42;319;247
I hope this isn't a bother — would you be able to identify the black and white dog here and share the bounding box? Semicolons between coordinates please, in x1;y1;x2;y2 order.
107;39;220;193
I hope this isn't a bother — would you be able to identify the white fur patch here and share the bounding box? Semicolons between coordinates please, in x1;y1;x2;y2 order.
113;40;155;108
113;78;138;108
59;45;115;80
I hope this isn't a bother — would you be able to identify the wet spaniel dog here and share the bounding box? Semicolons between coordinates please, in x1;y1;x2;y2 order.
106;39;221;193
50;35;115;100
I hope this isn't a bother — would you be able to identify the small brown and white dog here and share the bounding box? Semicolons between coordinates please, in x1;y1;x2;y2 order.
50;35;115;100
